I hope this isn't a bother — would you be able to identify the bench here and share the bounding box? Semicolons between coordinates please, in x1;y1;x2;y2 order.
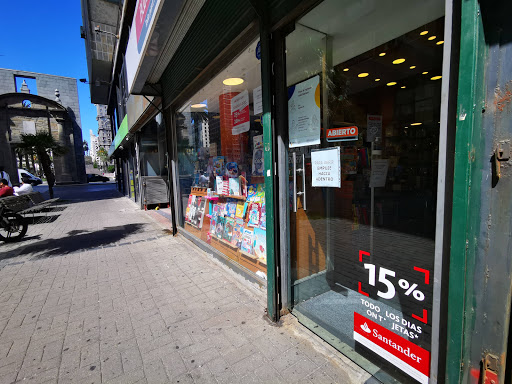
0;192;59;215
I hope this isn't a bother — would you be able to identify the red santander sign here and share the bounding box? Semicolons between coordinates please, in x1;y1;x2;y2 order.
354;313;430;384
326;126;358;142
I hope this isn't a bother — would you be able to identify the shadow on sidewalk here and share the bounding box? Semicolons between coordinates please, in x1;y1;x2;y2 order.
0;223;146;261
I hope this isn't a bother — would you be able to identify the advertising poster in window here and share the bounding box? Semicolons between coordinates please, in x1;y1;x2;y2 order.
231;90;250;135
353;249;433;383
288;75;321;148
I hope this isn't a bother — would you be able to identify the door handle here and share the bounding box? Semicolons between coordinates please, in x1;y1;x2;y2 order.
292;152;297;212
302;153;307;211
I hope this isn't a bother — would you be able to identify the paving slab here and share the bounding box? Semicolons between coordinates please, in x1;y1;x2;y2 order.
0;184;371;383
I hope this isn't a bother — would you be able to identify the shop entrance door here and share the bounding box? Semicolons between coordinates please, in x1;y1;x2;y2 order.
283;1;446;382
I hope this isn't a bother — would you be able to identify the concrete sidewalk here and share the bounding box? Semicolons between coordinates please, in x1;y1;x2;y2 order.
0;185;371;383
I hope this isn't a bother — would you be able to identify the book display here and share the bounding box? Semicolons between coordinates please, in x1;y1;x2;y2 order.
182;135;267;277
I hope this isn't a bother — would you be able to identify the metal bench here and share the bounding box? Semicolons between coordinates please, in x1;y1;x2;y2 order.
0;192;59;215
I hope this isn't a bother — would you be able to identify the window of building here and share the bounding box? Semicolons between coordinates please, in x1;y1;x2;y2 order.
175;39;266;278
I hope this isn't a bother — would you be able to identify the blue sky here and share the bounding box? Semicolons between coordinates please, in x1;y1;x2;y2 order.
1;1;98;147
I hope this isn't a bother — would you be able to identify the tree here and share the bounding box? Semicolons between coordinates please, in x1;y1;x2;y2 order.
97;147;109;172
17;132;67;198
83;140;89;155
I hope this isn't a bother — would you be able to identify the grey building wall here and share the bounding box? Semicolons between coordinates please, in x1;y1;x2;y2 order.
0;68;87;183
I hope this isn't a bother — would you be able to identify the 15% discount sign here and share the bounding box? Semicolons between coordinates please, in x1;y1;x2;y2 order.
358;250;430;324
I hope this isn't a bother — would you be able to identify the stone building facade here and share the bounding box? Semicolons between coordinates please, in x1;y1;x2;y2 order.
0;69;86;184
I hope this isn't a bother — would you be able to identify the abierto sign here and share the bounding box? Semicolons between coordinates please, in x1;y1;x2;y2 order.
354;312;430;384
326;126;358;142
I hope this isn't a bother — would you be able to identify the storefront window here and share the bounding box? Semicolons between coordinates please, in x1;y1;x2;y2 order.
175;39;267;278
286;0;445;383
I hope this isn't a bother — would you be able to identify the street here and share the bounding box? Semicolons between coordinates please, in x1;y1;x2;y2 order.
0;184;369;383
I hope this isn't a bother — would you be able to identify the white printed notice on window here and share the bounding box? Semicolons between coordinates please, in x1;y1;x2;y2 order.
311;147;341;188
288;75;321;148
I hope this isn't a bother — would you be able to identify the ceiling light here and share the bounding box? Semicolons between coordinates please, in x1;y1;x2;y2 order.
375;78;381;82
404;126;409;129
387;82;397;86
343;68;349;72
410;66;416;69
379;52;386;57
401;86;406;88
223;77;244;86
431;76;442;80
411;122;422;126
422;71;429;75
428;36;436;41
420;30;429;36
358;73;369;78
436;41;444;45
191;103;206;108
393;58;406;64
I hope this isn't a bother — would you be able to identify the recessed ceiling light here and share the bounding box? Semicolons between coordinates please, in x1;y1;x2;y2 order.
411;122;422;126
404;126;409;129
422;71;429;75
379;52;386;57
428;36;436;41
375;78;381;82
387;82;397;86
358;73;369;78
431;76;442;80
393;58;406;64
420;30;429;35
223;77;244;86
343;68;349;72
191;103;206;108
410;66;416;69
436;40;444;45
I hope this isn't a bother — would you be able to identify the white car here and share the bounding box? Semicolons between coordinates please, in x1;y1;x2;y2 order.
17;169;43;185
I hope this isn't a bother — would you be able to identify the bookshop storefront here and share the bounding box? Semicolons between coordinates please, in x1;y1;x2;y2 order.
165;0;455;381
174;39;268;281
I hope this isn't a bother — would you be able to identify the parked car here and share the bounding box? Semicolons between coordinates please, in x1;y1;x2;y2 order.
17;169;43;186
87;174;109;182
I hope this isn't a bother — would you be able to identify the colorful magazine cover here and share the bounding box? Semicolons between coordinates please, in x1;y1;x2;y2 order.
259;204;266;229
217;202;227;217
225;162;238;178
231;219;244;247
247;202;261;227
215;216;225;240
253;227;267;262
211;203;221;221
226;200;237;218
209;217;217;235
185;194;193;222
216;176;224;194
247;184;258;201
223;217;235;242
240;228;253;254
213;156;225;176
228;177;240;196
235;201;245;219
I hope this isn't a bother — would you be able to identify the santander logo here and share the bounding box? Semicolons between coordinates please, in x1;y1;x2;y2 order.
360;322;372;333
